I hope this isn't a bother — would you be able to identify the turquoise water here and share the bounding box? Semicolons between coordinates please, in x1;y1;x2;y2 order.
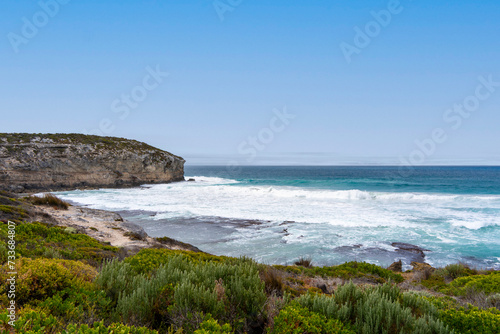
57;166;500;269
188;166;500;194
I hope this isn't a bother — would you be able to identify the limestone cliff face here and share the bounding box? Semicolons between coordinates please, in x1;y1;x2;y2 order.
0;133;185;192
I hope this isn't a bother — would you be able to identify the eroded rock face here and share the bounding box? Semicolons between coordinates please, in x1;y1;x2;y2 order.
0;133;185;192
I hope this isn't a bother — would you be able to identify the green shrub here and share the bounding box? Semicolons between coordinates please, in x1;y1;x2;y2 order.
296;282;451;334
270;303;354;334
37;287;112;326
442;272;500;296
425;295;500;334
0;221;118;266
151;284;176;329
94;259;137;305
165;259;265;331
422;270;500;297
274;261;404;283
62;321;159;334
0;257;96;305
0;204;28;222
98;252;266;332
116;273;169;326
442;263;477;279
438;305;500;334
0;306;61;334
0;243;6;265
420;274;448;291
123;248;244;274
193;316;233;334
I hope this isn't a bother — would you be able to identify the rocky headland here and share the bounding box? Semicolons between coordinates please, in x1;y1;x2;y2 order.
0;133;185;193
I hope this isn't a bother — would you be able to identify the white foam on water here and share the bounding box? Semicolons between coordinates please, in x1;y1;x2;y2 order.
57;176;500;229
55;175;500;267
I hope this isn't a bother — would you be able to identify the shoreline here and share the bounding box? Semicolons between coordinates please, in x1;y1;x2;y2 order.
31;200;203;255
22;183;499;270
12;177;187;194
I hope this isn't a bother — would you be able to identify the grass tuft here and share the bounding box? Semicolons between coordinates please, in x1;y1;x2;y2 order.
30;193;70;210
261;267;284;296
294;257;313;268
443;263;477;279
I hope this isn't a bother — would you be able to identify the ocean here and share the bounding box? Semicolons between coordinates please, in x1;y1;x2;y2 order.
56;166;500;270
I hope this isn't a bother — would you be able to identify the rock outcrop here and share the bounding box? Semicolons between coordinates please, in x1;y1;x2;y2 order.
388;260;403;272
0;133;185;192
392;242;430;263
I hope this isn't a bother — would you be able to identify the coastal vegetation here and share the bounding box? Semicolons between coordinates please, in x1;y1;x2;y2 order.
0;192;499;333
28;194;70;210
0;133;178;157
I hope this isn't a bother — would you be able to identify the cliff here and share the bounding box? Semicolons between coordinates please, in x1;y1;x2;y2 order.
0;133;185;192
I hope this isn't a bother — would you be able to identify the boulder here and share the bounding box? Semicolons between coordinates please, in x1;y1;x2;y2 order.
388;259;403;272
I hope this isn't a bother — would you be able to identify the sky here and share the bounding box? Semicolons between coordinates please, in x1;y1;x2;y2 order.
1;0;499;165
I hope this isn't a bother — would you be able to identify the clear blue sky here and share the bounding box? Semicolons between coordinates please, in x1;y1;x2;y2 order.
1;0;499;165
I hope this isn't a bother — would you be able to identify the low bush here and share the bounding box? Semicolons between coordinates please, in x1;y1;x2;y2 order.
123;248;246;274
439;306;500;334
296;282;451;334
151;284;176;329
442;263;477;279
427;296;500;334
94;259;137;306
193;316;233;334
442;272;500;296
274;261;404;283
270;303;354;334
62;321;159;334
0;307;159;334
420;274;448;291
422;266;500;298
0;221;118;266
0;204;28;222
98;251;266;332
0;257;97;306
37;287;113;326
0;306;61;334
